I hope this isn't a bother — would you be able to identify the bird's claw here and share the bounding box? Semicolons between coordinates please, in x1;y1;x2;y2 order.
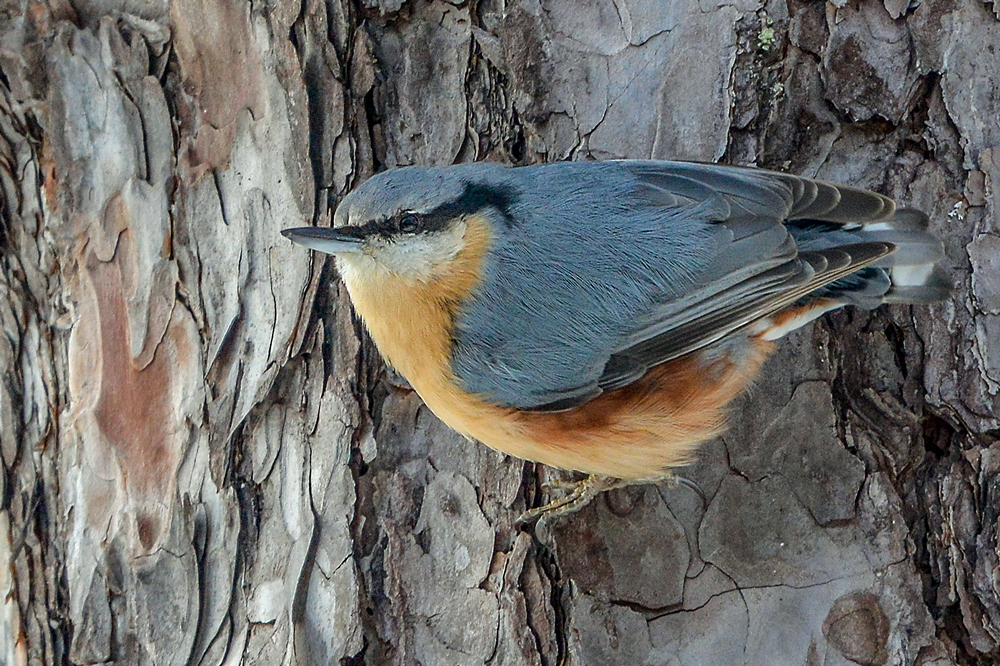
516;472;707;530
516;474;623;529
539;478;581;493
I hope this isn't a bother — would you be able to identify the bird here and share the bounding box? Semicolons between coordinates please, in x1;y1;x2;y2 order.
282;160;951;523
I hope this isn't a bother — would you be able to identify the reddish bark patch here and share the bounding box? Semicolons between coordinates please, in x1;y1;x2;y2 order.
170;0;265;174
89;247;175;502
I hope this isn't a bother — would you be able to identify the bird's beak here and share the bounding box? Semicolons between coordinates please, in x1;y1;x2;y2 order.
281;227;365;255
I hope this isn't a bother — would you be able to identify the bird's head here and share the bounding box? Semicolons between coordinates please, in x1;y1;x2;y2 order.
283;165;515;282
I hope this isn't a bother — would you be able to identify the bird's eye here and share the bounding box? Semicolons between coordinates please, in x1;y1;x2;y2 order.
398;213;421;233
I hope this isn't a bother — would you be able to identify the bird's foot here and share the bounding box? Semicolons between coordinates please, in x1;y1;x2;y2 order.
516;471;707;531
539;478;585;494
516;474;629;528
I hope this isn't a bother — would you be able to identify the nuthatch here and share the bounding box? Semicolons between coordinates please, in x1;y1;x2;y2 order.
283;161;950;519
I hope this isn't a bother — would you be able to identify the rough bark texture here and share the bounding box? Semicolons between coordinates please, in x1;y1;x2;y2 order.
0;0;997;664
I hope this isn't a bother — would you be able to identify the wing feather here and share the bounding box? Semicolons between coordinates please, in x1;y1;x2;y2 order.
450;161;901;412
593;242;893;396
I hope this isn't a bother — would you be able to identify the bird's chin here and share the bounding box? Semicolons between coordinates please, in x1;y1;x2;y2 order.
334;252;380;281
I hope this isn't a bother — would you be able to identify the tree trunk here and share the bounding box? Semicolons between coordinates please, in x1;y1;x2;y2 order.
1;0;997;663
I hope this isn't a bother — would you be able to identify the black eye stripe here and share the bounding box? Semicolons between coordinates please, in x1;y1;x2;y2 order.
428;183;518;228
338;182;520;239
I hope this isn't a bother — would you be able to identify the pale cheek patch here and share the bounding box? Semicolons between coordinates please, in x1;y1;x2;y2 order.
370;222;469;279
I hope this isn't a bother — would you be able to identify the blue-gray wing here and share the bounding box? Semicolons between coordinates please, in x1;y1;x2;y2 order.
450;161;895;411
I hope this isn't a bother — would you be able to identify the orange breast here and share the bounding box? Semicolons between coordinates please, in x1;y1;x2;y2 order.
337;215;775;479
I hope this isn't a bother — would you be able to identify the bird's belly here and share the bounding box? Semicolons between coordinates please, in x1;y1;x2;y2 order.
423;336;774;479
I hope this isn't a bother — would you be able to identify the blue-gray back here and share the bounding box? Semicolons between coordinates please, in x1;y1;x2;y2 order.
453;162;728;409
447;161;924;411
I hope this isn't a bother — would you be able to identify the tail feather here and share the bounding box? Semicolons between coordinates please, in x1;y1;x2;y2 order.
789;207;951;309
863;209;946;267
883;264;953;304
742;181;951;341
863;208;950;304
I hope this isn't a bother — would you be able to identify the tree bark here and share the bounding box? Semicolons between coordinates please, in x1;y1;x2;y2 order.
0;0;997;664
